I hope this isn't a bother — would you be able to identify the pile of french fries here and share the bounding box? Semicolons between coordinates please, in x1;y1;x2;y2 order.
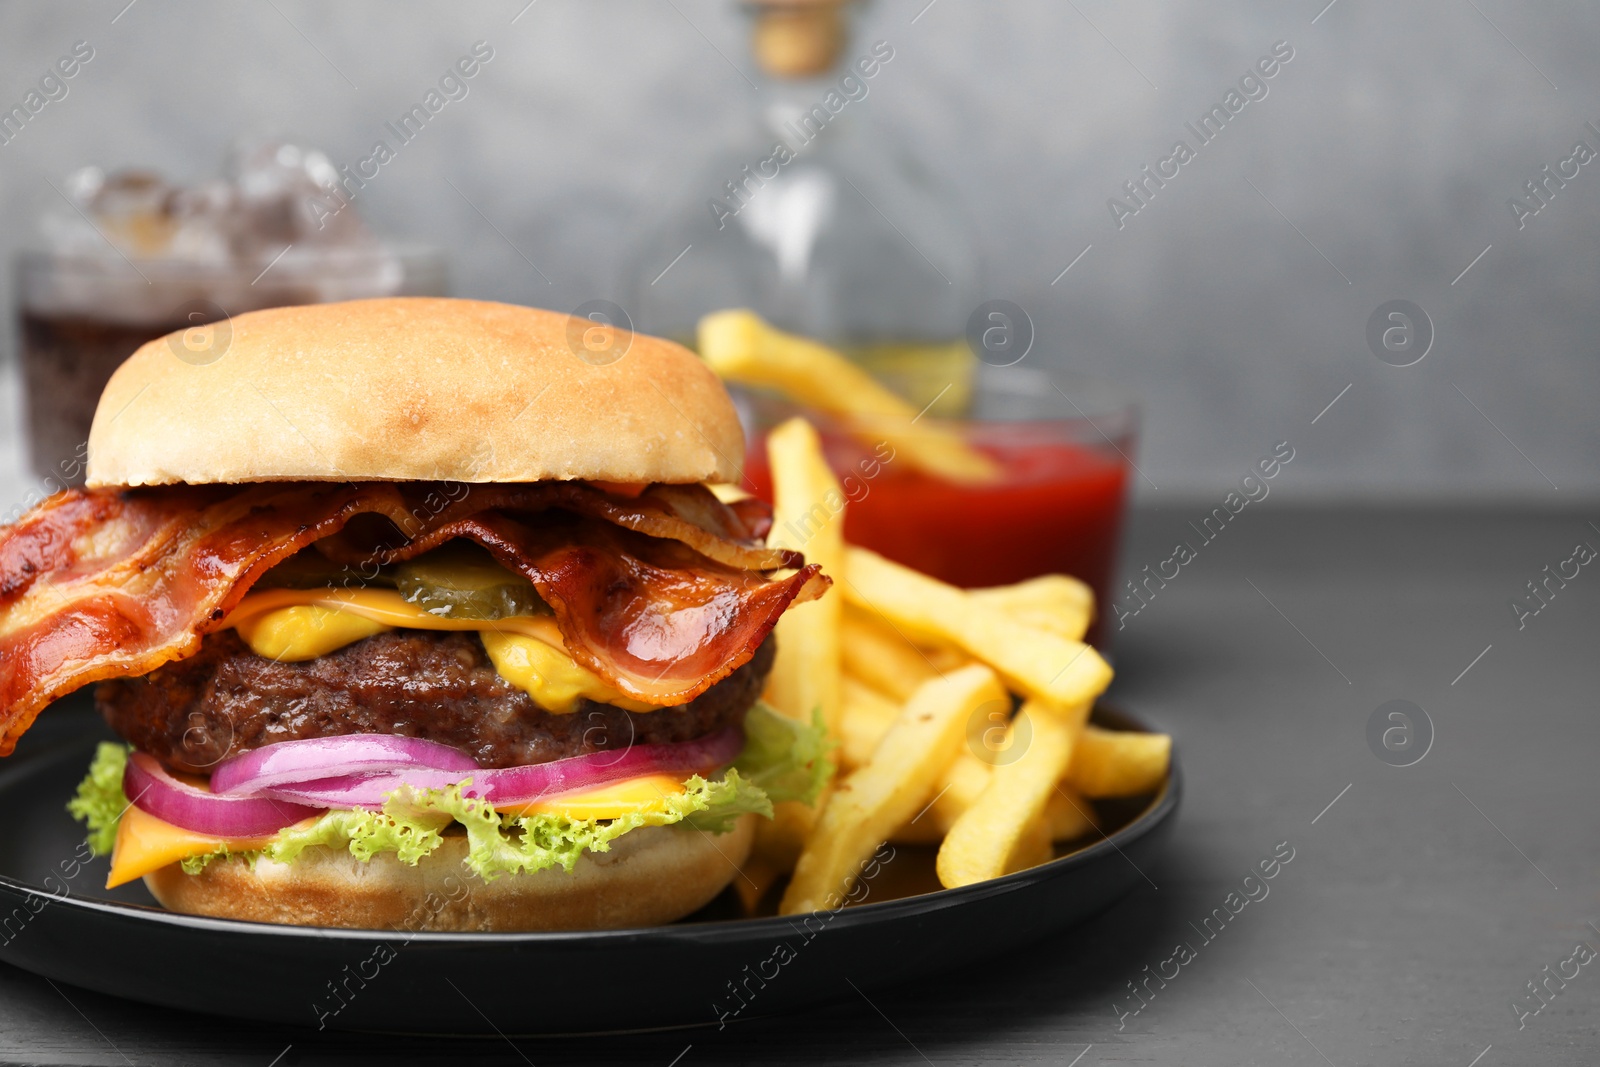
700;310;1173;917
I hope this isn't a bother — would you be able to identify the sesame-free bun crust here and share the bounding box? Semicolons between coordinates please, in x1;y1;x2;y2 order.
87;297;743;488
143;815;756;932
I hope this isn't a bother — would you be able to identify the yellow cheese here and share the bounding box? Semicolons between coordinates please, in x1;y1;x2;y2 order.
108;774;695;885
225;588;647;713
479;632;652;714
106;805;288;889
233;605;392;662
495;773;690;819
227;587;557;641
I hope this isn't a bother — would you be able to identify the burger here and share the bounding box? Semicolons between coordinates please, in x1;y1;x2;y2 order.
0;297;832;931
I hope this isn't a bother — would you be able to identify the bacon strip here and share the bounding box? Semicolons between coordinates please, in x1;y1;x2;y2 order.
352;512;826;702
314;482;795;573
0;484;407;755
0;482;822;754
441;482;794;571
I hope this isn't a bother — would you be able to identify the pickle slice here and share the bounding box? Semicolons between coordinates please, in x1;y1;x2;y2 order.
394;543;550;620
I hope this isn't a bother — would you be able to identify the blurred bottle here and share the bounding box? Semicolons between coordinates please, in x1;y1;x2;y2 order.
622;0;979;416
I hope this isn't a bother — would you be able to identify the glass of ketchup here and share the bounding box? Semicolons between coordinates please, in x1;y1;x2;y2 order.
740;366;1137;649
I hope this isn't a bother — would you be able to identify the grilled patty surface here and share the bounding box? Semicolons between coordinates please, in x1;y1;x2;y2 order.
98;629;773;773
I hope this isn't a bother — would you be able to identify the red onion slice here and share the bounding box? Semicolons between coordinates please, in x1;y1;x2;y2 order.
260;769;492;809
124;753;322;838
251;725;747;811
211;734;478;797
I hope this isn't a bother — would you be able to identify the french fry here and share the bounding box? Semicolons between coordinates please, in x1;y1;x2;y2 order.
936;701;1088;888
697;309;1000;484
762;417;846;734
840;677;900;770
885;814;943;845
843;547;1114;712
939;750;996;816
1044;786;1099;841
780;664;1007;914
1067;726;1172;798
968;574;1095;642
1005;816;1054;875
890;754;1101;843
923;642;971;673
886;724;1167;836
754;418;846;868
706;483;754;504
848;578;1081;678
844;581;1082;696
890;749;990;843
734;856;783;915
757;798;822;872
840;607;940;701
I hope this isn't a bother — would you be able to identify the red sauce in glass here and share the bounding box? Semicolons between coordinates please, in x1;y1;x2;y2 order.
744;432;1129;647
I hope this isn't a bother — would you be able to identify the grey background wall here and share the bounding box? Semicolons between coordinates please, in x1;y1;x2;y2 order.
0;0;1595;507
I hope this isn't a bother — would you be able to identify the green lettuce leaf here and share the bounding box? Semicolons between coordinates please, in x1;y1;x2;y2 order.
733;701;834;807
678;768;777;834
67;742;130;856
179;845;247;875
259;768;773;881
264;805;450;868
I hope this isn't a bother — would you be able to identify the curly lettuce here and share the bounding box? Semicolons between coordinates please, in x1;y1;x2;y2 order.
254;768;772;882
68;702;831;883
67;742;130;856
733;702;834;808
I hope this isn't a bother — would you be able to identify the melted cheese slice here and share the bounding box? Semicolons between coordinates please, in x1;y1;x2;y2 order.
106;804;291;888
226;588;651;713
494;773;688;819
107;774;694;888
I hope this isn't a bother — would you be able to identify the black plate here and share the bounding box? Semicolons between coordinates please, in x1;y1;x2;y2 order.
0;695;1179;1035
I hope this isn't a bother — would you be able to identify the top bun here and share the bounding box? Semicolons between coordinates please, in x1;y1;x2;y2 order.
86;298;743;488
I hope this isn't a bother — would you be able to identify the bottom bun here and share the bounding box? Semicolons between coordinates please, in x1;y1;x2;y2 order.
144;815;756;932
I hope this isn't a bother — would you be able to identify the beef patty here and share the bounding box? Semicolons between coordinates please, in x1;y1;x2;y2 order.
98;629;775;774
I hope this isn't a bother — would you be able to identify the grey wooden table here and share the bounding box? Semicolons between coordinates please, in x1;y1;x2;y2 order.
0;504;1594;1066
